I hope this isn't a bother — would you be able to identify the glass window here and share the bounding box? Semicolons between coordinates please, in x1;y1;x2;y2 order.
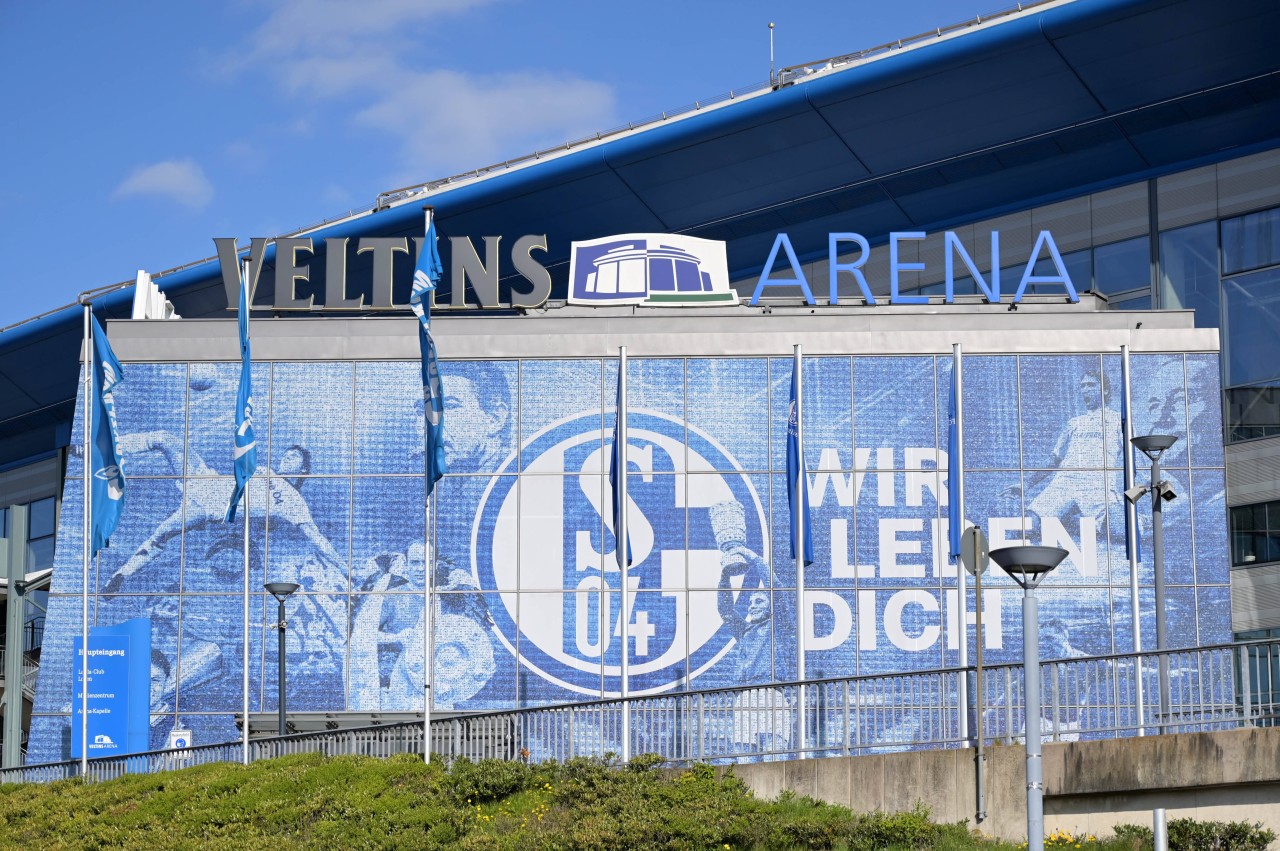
25;496;58;572
1231;501;1280;566
1094;237;1150;296
28;496;56;539
1223;207;1280;276
1226;385;1280;442
1223;266;1280;387
1111;293;1152;311
1001;249;1091;297
1159;222;1220;328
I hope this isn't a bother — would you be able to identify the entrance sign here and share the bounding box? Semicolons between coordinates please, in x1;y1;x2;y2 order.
71;618;152;759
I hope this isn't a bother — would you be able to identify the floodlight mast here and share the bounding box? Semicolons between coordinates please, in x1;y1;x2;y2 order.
265;582;300;738
989;545;1068;851
1131;435;1178;733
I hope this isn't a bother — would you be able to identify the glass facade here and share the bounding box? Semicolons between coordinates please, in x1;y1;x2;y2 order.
28;350;1229;762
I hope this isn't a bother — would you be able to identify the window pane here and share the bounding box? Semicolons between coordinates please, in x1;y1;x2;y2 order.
1223;207;1280;276
1159;222;1219;328
1224;267;1280;387
1226;385;1280;442
1094;237;1150;296
28;496;56;539
1112;294;1152;311
1032;249;1091;295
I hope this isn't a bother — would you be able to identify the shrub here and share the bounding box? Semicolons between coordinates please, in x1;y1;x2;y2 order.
1110;818;1276;851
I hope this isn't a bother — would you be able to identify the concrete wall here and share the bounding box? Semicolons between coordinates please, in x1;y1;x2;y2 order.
717;727;1280;843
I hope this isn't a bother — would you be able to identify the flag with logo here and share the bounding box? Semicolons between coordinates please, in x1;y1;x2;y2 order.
947;356;962;563
787;358;813;564
411;214;448;497
609;366;632;567
89;316;125;556
225;264;257;522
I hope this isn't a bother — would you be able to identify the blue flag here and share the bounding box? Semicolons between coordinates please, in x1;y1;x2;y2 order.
787;359;813;565
89;316;125;556
225;266;257;522
609;367;632;567
411;217;448;496
947;358;962;563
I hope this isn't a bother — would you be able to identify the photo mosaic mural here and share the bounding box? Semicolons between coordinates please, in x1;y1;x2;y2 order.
27;351;1229;761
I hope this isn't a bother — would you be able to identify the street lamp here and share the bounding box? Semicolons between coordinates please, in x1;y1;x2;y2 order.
1126;434;1178;732
990;544;1068;851
265;582;300;737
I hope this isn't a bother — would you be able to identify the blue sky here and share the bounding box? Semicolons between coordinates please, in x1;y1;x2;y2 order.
0;0;994;327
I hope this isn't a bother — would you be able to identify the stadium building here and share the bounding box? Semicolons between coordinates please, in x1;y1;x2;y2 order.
2;0;1278;762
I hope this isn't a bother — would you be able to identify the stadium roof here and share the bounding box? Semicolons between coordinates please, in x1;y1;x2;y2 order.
2;0;1278;468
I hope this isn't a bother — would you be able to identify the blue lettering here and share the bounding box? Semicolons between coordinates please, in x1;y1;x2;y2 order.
1015;231;1078;302
889;232;927;304
945;231;1001;303
829;233;875;305
749;233;815;305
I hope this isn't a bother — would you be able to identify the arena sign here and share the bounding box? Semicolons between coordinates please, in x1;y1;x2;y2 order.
214;228;1075;312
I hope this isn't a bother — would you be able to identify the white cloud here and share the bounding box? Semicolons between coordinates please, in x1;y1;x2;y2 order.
356;69;616;178
227;0;617;183
113;159;215;210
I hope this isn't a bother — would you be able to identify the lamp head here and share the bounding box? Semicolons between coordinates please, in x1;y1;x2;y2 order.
989;545;1068;589
1131;434;1178;461
264;581;300;602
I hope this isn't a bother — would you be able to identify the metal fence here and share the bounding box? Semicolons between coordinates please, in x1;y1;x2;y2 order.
5;638;1278;785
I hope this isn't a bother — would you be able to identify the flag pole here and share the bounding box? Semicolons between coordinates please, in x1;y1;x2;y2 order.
423;206;436;765
241;257;252;766
1121;345;1146;735
80;300;92;778
953;342;969;744
794;344;807;758
618;345;630;763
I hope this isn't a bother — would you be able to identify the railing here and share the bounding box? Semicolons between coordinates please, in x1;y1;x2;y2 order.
4;638;1277;785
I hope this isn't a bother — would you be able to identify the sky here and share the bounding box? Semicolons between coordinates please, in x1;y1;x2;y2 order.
0;0;1004;328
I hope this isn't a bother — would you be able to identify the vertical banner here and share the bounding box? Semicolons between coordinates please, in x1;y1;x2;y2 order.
411;211;448;497
89;315;126;555
610;347;631;761
225;260;257;522
787;351;813;565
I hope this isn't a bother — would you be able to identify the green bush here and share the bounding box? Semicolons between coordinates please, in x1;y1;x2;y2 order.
1111;818;1276;851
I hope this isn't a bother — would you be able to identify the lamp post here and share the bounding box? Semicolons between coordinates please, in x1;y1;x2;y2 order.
1126;434;1178;731
990;544;1068;851
265;582;300;737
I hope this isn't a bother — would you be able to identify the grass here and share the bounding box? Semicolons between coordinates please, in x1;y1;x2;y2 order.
0;752;1228;850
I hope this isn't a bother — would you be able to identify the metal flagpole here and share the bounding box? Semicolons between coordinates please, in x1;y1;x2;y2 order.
80;301;92;778
241;257;252;766
424;483;436;764
618;345;630;762
794;344;807;758
954;343;969;743
1121;345;1147;735
423;206;437;765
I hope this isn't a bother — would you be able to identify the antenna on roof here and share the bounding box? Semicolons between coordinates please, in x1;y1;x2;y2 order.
769;22;776;87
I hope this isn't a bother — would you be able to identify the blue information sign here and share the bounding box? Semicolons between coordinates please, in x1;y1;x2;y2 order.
71;618;152;758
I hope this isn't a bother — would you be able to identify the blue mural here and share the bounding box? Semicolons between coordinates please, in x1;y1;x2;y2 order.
27;352;1230;763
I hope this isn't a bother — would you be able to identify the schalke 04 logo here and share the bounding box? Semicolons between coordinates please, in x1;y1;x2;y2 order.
472;410;767;696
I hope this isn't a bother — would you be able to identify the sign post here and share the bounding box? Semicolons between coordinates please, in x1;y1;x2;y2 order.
961;525;989;824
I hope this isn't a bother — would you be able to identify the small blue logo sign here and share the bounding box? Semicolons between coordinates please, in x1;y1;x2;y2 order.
568;234;737;306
